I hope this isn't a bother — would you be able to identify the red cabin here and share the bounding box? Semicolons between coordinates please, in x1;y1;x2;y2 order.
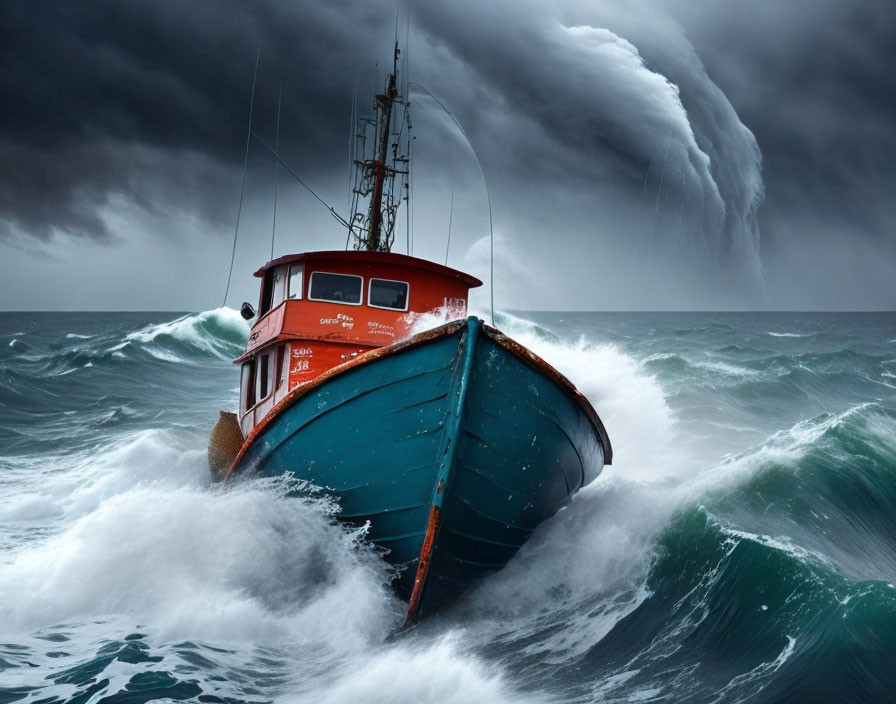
235;250;482;436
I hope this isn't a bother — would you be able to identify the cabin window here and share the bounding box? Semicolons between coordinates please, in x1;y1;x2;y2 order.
257;352;271;400
259;271;274;315
259;267;287;316
271;267;286;308
241;360;256;413
308;271;363;305
369;278;409;311
275;345;286;390
288;265;304;300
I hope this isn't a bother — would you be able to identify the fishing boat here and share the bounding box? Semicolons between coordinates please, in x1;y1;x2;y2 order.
210;44;612;624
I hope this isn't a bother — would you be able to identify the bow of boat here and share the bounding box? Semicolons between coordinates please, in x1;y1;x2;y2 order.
224;316;611;622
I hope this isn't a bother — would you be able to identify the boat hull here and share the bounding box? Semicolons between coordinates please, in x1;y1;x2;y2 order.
227;317;610;620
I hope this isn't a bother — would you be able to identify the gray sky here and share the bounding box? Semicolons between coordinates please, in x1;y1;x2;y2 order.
1;0;893;311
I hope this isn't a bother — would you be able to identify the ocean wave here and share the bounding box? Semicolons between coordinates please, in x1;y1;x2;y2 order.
695;403;896;585
692;403;882;494
2;311;895;703
291;634;539;704
0;492;65;523
0;474;395;643
641;351;763;392
490;310;561;343
123;307;248;361
0;474;401;704
694;359;761;379
0;430;207;533
1;309;247;383
642;351;690;373
766;331;814;338
721;526;833;568
673;323;735;337
615;509;838;700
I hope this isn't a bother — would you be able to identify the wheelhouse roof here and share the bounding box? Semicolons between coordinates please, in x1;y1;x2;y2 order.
254;250;483;288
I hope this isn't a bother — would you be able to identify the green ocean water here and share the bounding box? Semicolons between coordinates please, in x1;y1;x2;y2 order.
1;310;895;703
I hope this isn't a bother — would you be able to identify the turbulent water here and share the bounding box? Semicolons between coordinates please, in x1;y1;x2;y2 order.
1;309;895;703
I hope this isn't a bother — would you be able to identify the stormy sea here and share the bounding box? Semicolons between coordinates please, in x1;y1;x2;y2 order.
1;309;895;703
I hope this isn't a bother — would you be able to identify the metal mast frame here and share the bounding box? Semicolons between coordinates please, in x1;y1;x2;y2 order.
349;42;411;252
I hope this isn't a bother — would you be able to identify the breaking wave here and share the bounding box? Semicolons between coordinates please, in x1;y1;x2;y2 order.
122;307;249;361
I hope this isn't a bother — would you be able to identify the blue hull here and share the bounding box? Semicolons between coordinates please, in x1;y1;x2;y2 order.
230;317;611;621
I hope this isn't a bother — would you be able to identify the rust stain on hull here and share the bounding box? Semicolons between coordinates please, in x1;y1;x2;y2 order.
404;504;442;626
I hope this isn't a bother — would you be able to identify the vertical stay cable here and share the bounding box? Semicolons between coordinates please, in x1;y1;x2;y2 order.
404;13;411;99
404;126;413;255
346;72;364;251
222;43;261;308
445;143;454;265
394;11;400;52
489;191;494;326
270;84;282;261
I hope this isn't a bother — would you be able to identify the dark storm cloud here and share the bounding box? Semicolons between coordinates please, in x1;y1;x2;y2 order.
664;0;896;230
405;0;895;306
0;0;394;242
661;0;896;306
0;0;894;308
405;0;766;304
0;0;764;270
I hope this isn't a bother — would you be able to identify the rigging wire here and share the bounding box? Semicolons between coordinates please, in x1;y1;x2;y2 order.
347;72;358;249
270;84;282;261
405;179;410;254
408;82;495;325
393;11;400;55
445;143;454;266
489;184;494;327
346;115;365;249
408;134;414;256
404;13;411;100
391;104;411;256
250;131;351;229
222;42;260;308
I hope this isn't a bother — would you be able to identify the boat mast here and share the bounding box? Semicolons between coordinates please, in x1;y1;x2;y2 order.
349;42;409;253
367;44;400;251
